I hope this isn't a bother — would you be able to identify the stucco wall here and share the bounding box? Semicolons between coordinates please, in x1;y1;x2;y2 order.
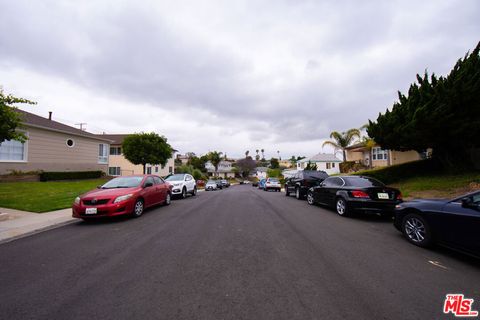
391;150;421;165
0;126;108;174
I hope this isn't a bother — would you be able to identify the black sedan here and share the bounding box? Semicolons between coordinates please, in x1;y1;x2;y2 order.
306;176;402;217
394;191;480;257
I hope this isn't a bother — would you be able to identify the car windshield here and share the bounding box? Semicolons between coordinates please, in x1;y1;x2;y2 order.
207;180;216;184
165;174;185;181
343;176;385;187
268;178;279;182
101;176;143;189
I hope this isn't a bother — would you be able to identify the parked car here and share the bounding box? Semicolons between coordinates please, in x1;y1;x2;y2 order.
285;170;329;199
264;178;281;192
72;175;172;220
306;176;402;217
252;180;259;187
257;178;267;189
165;173;197;198
205;180;218;191
394;191;480;257
215;179;223;189
221;179;230;188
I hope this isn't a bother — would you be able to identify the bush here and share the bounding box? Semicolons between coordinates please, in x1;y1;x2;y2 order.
351;159;440;184
40;171;104;182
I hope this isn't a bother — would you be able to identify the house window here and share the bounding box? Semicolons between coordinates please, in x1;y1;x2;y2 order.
169;166;173;173
332;163;335;168
147;167;152;174
66;139;75;148
0;139;27;162
326;163;331;169
155;167;159;173
108;167;121;176
372;147;388;161
109;147;121;155
98;144;109;164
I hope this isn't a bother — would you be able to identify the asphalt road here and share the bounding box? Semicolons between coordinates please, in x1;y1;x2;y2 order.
1;185;479;320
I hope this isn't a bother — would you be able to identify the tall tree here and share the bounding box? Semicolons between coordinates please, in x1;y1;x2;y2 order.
245;150;249;157
236;156;256;177
122;132;173;174
368;42;480;169
255;149;260;161
270;157;279;169
261;148;265;160
206;151;223;177
322;129;361;162
0;88;36;143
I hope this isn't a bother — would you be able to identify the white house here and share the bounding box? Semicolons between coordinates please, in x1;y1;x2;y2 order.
296;153;341;175
205;160;235;178
253;167;268;179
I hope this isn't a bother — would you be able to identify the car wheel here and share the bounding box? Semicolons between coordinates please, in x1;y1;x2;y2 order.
181;187;187;199
164;193;171;206
335;197;350;217
295;187;301;200
192;186;197;196
285;186;290;196
402;214;432;247
133;199;144;218
307;191;315;205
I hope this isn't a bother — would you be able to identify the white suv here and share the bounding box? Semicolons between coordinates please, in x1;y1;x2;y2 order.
165;173;197;199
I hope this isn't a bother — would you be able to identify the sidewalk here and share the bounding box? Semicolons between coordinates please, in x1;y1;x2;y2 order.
0;207;75;244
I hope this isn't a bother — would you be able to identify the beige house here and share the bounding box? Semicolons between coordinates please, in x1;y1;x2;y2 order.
0;110;111;175
345;142;423;168
97;134;175;177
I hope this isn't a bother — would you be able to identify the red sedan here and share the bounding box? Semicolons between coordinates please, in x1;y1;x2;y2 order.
72;175;172;220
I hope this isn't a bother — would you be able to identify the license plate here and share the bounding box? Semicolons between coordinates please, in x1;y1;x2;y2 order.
85;207;97;214
377;193;389;199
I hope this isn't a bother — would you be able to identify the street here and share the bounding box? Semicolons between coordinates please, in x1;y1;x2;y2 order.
1;185;479;320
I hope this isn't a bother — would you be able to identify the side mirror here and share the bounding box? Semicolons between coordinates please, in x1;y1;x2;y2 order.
144;182;154;188
97;185;102;189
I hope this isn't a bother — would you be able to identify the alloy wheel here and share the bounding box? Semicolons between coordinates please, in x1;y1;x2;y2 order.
165;193;171;205
336;198;346;216
133;200;144;217
307;192;314;205
404;217;426;243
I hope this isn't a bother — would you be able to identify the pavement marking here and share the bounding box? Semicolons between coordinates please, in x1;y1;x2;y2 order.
428;260;449;270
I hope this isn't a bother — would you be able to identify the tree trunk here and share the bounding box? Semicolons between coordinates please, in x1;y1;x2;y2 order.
143;164;146;174
342;149;346;162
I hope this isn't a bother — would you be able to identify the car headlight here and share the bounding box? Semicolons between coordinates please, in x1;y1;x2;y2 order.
74;196;81;205
114;194;133;204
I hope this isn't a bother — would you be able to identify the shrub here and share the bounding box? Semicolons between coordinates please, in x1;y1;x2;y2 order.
351;159;441;184
40;171;104;182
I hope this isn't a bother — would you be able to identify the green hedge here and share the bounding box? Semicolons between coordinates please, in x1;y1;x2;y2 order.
351;159;440;184
40;171;104;182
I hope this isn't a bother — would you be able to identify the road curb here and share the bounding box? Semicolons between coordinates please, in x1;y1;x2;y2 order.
0;219;78;245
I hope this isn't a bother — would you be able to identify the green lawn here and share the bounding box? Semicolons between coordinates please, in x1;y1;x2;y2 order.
0;179;110;213
389;172;480;199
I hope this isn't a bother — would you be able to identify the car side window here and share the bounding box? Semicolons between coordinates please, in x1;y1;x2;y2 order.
331;177;344;187
472;192;480;204
144;176;154;187
185;175;192;181
153;176;163;185
323;178;334;187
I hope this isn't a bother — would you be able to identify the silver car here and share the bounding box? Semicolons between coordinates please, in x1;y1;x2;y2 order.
205;180;218;191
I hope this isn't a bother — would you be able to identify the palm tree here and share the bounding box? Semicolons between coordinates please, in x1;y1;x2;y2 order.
207;151;223;177
255;149;260;161
245;150;249;158
261;148;265;160
322;128;361;162
277;150;280;160
362;137;376;169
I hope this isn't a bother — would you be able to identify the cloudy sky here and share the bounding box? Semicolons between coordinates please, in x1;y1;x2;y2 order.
1;0;478;159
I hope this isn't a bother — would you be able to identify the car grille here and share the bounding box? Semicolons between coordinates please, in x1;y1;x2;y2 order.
83;199;110;206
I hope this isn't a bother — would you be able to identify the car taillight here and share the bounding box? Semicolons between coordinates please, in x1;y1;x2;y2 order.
396;192;403;200
351;190;370;198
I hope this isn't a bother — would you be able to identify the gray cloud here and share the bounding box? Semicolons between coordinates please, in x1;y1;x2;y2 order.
1;0;479;157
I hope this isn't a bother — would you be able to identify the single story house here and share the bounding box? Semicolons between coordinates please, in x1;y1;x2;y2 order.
96;134;175;177
0;110;111;175
296;153;341;175
205;160;235;178
252;167;268;179
345;143;424;168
